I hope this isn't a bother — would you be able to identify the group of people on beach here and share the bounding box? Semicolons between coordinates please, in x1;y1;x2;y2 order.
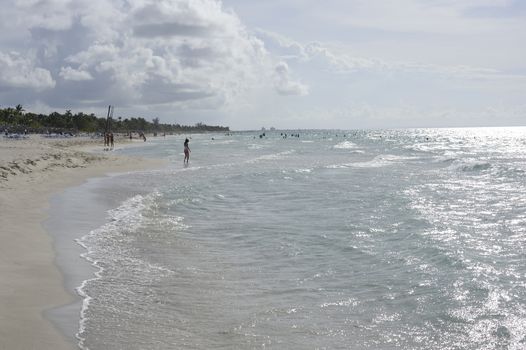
104;132;114;150
103;133;191;163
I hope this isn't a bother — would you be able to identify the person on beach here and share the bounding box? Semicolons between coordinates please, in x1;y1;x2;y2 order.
184;138;190;163
104;132;109;149
109;132;114;149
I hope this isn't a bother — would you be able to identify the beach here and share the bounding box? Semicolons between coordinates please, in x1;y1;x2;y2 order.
0;135;164;349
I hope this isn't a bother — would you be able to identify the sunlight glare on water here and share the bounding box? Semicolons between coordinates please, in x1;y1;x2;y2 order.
76;127;526;349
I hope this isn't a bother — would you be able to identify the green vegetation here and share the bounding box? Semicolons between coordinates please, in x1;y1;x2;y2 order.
0;105;229;133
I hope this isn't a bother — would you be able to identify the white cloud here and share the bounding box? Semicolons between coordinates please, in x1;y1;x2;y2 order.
8;0;76;31
0;0;524;129
0;0;289;113
257;29;526;82
59;66;93;81
274;61;309;96
0;51;55;90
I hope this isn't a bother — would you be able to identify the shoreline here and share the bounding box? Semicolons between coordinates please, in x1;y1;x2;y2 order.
0;135;166;349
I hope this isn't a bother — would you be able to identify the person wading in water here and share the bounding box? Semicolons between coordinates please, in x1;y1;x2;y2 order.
184;138;190;164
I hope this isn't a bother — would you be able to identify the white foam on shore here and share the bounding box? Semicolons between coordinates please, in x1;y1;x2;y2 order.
75;192;160;350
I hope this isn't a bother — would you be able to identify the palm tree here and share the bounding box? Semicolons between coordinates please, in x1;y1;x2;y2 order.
15;104;24;115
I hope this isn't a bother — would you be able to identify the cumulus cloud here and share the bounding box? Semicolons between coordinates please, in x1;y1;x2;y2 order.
274;61;309;96
0;52;55;90
254;29;309;61
0;0;293;113
257;29;382;73
59;66;93;81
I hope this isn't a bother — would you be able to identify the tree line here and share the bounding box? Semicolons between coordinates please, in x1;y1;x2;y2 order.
0;105;229;134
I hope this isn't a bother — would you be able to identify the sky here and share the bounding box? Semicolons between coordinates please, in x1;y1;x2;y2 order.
0;0;525;130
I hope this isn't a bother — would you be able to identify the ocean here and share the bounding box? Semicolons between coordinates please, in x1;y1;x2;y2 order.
48;128;526;349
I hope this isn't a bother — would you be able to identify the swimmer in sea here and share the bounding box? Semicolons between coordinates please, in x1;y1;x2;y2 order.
184;138;190;164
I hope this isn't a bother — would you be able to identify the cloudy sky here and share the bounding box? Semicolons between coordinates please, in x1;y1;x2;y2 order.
0;0;525;130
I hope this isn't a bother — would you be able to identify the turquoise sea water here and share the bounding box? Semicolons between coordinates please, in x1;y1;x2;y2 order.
61;128;526;349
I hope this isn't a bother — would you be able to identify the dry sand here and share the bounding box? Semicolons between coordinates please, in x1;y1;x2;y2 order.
0;135;165;349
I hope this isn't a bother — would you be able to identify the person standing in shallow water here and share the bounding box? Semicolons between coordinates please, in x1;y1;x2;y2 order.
184;138;190;163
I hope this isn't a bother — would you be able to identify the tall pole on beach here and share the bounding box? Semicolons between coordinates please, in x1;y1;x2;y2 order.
105;105;114;133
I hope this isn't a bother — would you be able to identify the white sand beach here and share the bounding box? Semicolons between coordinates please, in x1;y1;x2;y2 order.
0;135;164;349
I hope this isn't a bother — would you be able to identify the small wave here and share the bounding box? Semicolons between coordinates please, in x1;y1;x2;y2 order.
433;155;458;163
333;141;357;149
494;165;526;178
327;154;418;169
463;162;491;172
295;168;312;173
156;215;189;231
448;286;524;348
448;160;492;172
320;298;359;308
212;139;237;144
75;191;172;349
248;143;264;150
246;150;296;163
